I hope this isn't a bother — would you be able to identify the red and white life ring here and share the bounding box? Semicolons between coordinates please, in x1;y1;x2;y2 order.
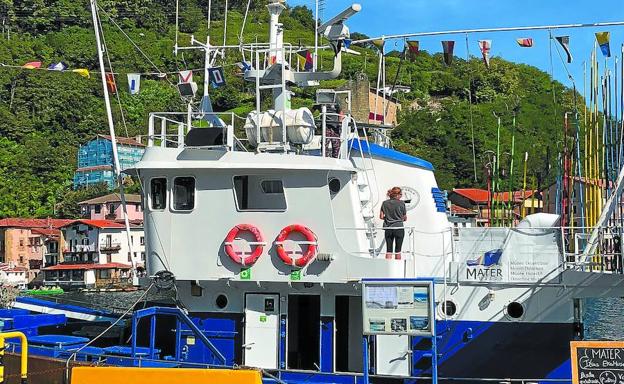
275;224;317;268
224;224;265;266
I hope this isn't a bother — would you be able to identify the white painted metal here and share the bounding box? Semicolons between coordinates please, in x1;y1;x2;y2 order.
375;335;410;376
244;294;280;369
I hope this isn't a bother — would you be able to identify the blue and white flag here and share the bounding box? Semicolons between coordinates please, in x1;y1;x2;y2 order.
236;61;252;72
47;62;67;71
127;73;141;95
208;67;226;88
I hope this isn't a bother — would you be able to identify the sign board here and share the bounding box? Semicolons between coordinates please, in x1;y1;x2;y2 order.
571;341;624;384
362;280;433;336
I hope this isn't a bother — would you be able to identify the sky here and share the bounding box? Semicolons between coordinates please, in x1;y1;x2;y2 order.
289;0;624;93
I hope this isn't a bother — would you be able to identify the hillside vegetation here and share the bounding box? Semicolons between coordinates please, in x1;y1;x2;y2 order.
0;0;577;217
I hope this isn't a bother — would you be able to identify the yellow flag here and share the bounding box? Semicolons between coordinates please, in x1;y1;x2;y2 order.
371;39;385;53
72;68;90;78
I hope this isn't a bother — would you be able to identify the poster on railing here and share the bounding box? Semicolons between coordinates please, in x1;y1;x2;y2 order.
362;279;433;336
454;227;562;283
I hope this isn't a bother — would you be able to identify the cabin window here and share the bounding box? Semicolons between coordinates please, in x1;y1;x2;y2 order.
328;177;341;195
150;178;167;210
173;177;195;211
233;176;286;211
94;204;102;214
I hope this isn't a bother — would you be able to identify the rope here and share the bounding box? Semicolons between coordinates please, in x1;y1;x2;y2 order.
465;33;478;182
97;9;130;139
97;5;175;87
239;0;252;45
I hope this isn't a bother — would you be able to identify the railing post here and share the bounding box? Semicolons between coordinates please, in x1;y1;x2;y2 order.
147;114;154;147
187;103;192;134
160;118;166;148
177;123;184;148
321;105;327;157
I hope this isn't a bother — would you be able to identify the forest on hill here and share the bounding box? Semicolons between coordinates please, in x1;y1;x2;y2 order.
0;0;578;217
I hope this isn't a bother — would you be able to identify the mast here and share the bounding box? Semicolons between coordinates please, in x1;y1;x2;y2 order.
89;0;136;279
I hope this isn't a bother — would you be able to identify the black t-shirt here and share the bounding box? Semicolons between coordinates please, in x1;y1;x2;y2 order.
381;199;406;228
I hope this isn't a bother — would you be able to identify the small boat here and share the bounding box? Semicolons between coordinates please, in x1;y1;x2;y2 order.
23;287;64;296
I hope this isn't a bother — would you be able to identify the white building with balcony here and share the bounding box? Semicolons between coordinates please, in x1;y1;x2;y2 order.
60;219;145;266
42;219;145;289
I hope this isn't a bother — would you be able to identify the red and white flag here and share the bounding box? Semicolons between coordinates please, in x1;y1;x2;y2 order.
478;40;492;68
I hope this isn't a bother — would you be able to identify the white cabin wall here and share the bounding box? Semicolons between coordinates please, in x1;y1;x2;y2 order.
351;156;452;277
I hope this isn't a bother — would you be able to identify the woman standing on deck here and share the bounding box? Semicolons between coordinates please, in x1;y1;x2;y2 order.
380;187;407;260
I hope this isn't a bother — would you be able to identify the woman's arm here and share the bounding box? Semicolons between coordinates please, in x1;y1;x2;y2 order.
380;209;385;220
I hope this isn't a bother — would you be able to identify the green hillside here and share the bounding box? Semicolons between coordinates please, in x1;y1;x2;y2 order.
0;0;576;217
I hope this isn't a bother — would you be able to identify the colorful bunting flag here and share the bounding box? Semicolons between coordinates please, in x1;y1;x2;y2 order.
441;41;455;66
595;32;611;57
105;72;117;94
179;70;193;84
371;39;385;54
72;68;90;78
516;38;534;47
478;40;492;68
343;39;352;49
555;36;573;63
22;61;42;69
406;40;419;62
296;50;313;72
208;67;226;88
47;62;67;71
127;73;141;95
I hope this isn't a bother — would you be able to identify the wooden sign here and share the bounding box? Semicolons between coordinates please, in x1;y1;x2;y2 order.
571;341;624;384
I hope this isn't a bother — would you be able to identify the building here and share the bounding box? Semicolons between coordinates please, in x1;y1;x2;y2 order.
42;219;143;289
0;263;28;289
78;193;143;223
0;218;72;283
368;89;400;126
447;205;478;229
448;188;537;227
340;73;401;126
41;262;132;289
73;135;145;189
59;219;144;266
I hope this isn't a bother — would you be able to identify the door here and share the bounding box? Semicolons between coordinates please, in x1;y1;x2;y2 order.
375;335;411;376
244;294;279;369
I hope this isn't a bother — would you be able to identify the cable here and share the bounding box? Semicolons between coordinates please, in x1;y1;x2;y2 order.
97;5;175;88
64;282;155;382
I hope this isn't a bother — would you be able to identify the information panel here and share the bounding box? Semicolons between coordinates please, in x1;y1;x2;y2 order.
571;341;624;384
362;280;433;336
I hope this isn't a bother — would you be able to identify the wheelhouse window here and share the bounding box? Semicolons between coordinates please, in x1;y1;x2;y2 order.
150;178;167;210
233;176;286;211
173;177;195;211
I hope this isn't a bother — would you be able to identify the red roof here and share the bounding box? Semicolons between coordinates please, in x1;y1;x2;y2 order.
452;189;490;203
450;205;477;216
97;134;145;147
60;219;129;229
43;262;132;271
453;189;535;204
0;218;74;229
31;228;61;237
0;263;27;272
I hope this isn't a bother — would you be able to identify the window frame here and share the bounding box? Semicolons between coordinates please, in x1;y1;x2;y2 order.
171;176;197;212
149;177;168;211
232;175;287;212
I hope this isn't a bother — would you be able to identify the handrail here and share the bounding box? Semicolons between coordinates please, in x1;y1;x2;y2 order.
0;331;28;384
132;307;226;366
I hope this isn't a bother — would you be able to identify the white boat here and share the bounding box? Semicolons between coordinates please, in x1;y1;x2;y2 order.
122;1;624;382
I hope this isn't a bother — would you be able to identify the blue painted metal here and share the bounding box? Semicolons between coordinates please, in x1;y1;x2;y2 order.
320;316;333;373
279;314;287;369
431;187;447;213
132;306;226;366
15;296;115;319
349;139;434;171
28;335;89;346
362;336;369;384
149;315;157;359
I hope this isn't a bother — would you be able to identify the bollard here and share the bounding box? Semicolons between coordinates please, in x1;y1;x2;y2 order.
0;332;28;384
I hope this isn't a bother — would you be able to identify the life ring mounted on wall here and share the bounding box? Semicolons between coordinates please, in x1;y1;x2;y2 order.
224;224;265;266
275;224;318;268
